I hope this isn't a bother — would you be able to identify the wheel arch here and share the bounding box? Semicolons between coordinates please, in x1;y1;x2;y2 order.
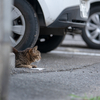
90;1;100;10
27;0;46;26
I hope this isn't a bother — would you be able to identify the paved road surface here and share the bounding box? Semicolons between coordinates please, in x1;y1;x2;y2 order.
8;35;100;100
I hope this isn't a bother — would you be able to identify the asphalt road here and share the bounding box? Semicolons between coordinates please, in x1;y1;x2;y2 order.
8;35;100;100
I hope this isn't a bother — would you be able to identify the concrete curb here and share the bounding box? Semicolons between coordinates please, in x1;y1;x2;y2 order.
10;53;15;68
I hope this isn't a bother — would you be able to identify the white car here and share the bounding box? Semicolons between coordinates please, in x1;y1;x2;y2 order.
11;0;99;53
82;0;100;49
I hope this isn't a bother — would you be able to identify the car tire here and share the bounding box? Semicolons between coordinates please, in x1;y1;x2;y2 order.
82;6;100;49
11;0;39;50
36;35;65;53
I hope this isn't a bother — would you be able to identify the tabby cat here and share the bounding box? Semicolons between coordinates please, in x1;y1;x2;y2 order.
13;46;41;68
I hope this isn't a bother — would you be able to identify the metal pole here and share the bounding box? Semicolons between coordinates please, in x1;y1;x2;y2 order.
0;0;13;100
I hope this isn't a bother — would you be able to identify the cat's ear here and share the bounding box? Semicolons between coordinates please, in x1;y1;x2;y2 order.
34;46;38;50
28;46;38;53
28;48;32;53
31;46;38;53
12;48;18;54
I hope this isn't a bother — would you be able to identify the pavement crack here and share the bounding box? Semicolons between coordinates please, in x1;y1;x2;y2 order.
56;62;100;72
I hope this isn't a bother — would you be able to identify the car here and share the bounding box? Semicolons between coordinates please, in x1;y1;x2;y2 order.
11;0;99;53
82;0;100;49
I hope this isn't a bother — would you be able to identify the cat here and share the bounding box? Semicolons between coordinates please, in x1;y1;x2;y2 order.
13;46;41;68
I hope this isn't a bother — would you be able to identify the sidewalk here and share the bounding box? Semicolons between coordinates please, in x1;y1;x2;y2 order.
8;34;100;100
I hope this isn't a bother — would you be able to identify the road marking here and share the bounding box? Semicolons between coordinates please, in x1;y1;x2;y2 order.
50;50;100;57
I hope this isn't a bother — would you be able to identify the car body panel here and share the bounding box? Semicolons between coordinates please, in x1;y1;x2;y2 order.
38;0;80;26
37;0;100;26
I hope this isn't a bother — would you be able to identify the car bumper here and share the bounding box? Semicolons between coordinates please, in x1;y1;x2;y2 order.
48;6;87;28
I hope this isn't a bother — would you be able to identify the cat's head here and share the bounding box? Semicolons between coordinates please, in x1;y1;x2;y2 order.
27;46;41;62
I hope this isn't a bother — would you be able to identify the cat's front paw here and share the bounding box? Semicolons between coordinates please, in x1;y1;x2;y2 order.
32;65;37;68
28;65;32;68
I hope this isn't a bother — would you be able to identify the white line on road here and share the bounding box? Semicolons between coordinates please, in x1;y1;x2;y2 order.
50;50;100;57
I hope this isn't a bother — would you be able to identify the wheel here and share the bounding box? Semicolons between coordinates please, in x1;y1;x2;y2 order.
36;35;65;53
11;0;39;50
82;6;100;49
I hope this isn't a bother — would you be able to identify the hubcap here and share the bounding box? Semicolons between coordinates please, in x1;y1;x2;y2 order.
11;6;25;47
85;12;100;44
